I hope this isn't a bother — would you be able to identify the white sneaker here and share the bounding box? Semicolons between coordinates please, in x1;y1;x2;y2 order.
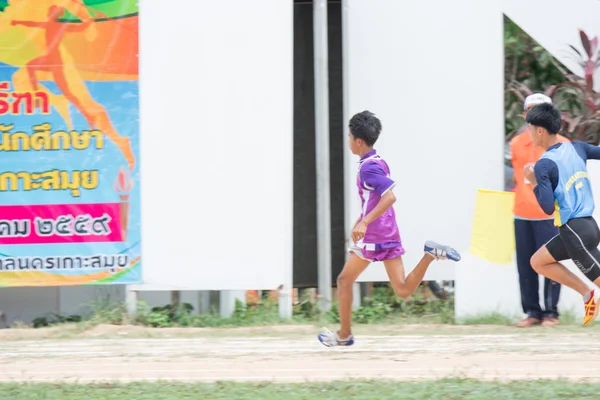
317;328;354;347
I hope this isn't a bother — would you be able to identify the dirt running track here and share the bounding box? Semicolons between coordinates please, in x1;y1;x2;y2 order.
1;328;599;383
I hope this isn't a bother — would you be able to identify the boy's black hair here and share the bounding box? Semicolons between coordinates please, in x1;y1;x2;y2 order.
525;103;562;134
349;110;382;147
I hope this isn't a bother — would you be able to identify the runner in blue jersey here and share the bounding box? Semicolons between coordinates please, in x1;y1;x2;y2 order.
524;102;600;326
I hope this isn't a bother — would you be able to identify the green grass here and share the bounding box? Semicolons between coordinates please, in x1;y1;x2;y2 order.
24;286;461;331
21;285;596;336
2;379;600;399
460;312;516;325
19;286;596;337
459;309;579;325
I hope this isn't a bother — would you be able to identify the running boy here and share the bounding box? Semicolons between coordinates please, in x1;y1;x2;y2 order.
318;111;461;347
524;102;600;326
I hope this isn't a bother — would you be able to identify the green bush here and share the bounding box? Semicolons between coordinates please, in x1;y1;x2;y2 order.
27;284;458;329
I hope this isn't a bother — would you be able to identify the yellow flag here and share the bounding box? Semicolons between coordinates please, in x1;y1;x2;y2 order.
469;189;516;264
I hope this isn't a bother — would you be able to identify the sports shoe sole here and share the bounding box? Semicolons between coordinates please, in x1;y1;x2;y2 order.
424;241;461;262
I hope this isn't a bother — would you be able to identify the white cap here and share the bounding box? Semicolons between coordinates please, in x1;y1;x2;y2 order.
524;93;552;111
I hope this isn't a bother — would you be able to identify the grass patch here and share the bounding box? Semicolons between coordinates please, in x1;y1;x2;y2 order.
2;379;600;399
460;312;515;325
23;286;459;330
25;285;588;332
327;288;455;325
459;309;579;326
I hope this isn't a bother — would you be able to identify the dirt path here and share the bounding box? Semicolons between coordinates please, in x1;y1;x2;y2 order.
0;327;599;383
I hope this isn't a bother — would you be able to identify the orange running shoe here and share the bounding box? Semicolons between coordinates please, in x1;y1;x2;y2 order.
583;290;599;326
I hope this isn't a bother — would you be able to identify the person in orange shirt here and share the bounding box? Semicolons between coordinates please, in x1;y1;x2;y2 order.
510;93;569;327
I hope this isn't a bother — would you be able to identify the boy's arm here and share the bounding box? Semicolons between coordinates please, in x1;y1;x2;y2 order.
362;190;396;225
351;163;396;242
532;159;558;215
11;20;46;28
352;190;396;242
576;141;600;160
360;164;396;222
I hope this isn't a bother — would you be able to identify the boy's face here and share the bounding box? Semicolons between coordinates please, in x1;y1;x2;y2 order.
348;131;360;155
528;124;544;147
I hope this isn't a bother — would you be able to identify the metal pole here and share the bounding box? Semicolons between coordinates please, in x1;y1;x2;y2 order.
219;290;246;318
341;0;352;260
342;0;361;309
278;285;293;319
279;0;294;320
171;291;181;310
314;0;332;312
125;285;137;318
198;291;211;314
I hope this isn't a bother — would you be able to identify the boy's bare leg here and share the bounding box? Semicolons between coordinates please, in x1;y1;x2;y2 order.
384;254;435;299
531;246;591;295
337;253;370;338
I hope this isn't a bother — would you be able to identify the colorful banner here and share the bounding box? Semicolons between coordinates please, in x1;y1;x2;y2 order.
0;0;141;286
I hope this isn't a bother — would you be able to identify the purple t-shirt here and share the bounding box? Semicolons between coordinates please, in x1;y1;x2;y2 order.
356;150;401;245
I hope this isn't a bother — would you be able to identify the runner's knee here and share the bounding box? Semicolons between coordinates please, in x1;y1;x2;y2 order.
530;247;553;273
337;273;352;288
530;253;544;273
391;284;411;299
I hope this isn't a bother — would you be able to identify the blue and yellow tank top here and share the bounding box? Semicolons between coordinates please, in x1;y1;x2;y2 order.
540;142;595;226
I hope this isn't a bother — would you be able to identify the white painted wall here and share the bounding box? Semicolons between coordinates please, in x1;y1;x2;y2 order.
455;0;600;321
345;0;600;322
344;0;504;282
139;0;293;291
